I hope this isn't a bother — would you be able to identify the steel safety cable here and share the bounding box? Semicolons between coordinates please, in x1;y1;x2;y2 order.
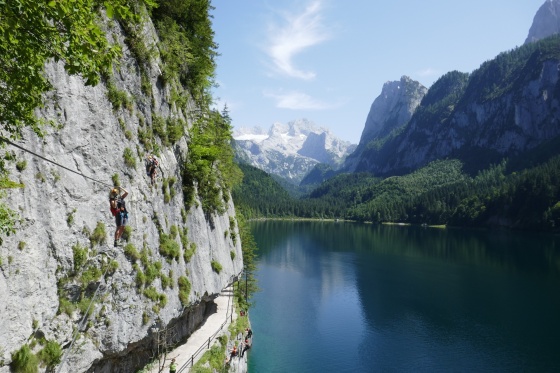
0;136;114;188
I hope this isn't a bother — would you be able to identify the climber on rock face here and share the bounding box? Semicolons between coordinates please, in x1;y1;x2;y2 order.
145;154;159;186
109;186;128;247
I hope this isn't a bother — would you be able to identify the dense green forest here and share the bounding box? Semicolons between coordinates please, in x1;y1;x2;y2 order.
233;154;560;232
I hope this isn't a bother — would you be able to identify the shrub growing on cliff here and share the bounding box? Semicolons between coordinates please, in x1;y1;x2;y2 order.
124;243;140;261
167;117;185;144
169;225;178;239
210;260;222;274
77;295;96;317
58;297;75;316
151;114;168;146
112;173;121;187
80;266;102;288
183;242;196;263
104;260;119;276
134;264;146;288
143;286;159;302
144;261;161;285
0;202;18;246
67;208;76;226
72;243;88;272
160;273;170;289
15;160;27;172
159;234;180;260
38;340;62;368
178;276;191;306
122;225;133;242
90;222;107;247
107;80;133;112
123;147;136;169
10;344;38;373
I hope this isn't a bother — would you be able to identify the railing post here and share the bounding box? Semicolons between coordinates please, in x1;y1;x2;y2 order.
208;338;210;349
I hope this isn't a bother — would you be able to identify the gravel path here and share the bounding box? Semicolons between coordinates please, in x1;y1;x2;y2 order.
146;285;237;373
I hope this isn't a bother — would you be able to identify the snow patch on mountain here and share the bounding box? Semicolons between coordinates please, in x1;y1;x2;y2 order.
234;119;356;184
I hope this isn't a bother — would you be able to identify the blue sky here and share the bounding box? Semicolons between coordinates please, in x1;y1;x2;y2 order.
211;0;540;144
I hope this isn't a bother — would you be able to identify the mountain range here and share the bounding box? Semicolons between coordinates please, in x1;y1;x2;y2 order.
233;119;356;184
236;0;560;186
238;0;560;184
231;0;560;232
345;0;560;177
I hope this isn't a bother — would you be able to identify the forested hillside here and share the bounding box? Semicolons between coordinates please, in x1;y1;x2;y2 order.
234;155;560;232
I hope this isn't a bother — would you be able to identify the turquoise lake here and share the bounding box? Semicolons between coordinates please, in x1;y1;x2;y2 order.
246;221;560;373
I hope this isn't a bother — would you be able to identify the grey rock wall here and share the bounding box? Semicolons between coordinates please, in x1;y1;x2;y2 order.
344;76;426;172
525;0;560;44
0;11;243;373
359;76;427;145
380;60;560;174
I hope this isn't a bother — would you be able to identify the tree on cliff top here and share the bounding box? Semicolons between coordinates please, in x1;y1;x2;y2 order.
0;0;156;139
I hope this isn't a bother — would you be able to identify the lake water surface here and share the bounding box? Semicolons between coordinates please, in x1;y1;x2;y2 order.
247;221;560;373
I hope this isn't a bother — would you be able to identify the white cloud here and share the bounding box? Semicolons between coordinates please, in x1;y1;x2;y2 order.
265;1;330;80
265;90;330;110
417;68;440;78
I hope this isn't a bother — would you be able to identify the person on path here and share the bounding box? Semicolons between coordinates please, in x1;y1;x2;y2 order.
109;186;128;247
246;327;252;339
169;358;177;373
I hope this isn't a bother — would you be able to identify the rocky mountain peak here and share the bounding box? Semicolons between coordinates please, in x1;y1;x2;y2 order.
343;76;426;172
359;75;427;145
525;0;560;44
234;119;355;184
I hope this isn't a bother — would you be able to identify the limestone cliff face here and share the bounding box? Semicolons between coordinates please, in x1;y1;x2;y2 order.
344;76;426;172
0;13;243;373
371;57;560;175
347;34;560;177
359;76;427;144
525;0;560;44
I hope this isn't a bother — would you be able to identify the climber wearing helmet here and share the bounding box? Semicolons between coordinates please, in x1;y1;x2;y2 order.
109;186;128;247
